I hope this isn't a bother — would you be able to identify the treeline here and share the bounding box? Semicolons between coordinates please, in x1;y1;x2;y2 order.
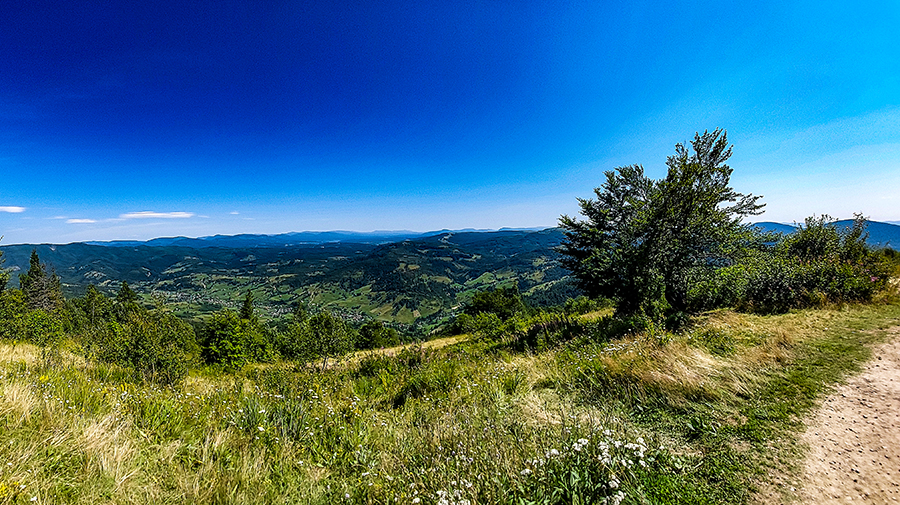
0;250;401;385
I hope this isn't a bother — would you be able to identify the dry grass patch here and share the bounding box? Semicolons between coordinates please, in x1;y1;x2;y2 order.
77;414;136;485
0;342;42;365
0;382;38;427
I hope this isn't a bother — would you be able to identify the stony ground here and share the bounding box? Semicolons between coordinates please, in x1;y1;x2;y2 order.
799;327;900;503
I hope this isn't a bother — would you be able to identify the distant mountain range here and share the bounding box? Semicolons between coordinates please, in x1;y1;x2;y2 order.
83;227;549;248
751;220;900;248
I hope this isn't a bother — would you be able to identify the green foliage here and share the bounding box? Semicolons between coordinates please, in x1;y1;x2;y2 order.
516;311;586;349
274;319;309;361
454;311;503;338
239;289;255;321
355;320;400;350
74;285;114;329
116;280;139;305
0;240;8;291
684;262;752;312
19;249;64;313
90;307;200;385
679;213;892;315
201;309;275;370
559;129;764;320
465;286;526;321
454;306;589;350
563;295;610;315
305;312;355;369
23;309;64;348
682;215;891;314
445;285;529;337
273;310;356;368
0;288;25;341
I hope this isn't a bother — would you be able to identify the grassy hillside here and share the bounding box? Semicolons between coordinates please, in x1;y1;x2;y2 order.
2;298;899;504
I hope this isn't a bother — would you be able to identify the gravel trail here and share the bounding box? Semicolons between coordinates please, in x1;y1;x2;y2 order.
799;327;900;503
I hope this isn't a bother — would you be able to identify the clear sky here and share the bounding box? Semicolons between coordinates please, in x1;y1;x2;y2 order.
2;1;899;245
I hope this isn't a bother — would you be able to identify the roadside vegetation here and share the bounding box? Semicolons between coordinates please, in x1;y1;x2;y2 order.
2;129;899;503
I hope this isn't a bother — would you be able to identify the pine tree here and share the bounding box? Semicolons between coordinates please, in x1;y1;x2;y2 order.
81;285;111;327
239;290;255;321
0;236;8;291
116;281;139;304
19;250;63;312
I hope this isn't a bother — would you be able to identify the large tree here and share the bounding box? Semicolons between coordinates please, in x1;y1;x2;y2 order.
558;129;764;318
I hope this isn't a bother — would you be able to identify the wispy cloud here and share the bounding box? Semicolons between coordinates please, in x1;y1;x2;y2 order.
230;211;240;215
0;206;26;213
120;211;194;219
67;218;97;224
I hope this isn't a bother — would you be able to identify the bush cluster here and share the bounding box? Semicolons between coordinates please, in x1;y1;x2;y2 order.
686;216;890;314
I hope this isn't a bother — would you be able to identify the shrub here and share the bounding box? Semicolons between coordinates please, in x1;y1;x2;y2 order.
465;286;526;321
684;263;750;312
564;295;610;315
0;289;26;341
202;309;275;370
91;308;199;384
737;216;890;313
274;311;355;369
23;309;65;364
356;320;400;350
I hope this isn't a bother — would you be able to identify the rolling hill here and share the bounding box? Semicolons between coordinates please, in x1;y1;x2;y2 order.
1;229;574;330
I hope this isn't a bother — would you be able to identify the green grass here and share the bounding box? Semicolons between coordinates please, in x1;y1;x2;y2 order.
2;301;900;504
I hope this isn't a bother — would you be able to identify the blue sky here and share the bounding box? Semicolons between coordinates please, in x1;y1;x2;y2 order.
2;0;899;244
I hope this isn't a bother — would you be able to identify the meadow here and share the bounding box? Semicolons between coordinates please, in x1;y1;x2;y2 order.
3;296;899;504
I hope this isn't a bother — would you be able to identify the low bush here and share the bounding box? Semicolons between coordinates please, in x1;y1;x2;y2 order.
90;308;199;385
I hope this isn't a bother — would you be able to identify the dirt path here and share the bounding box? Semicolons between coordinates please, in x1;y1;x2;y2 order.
799;327;900;503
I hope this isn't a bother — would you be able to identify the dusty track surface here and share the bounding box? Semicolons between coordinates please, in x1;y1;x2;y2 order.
799;327;900;503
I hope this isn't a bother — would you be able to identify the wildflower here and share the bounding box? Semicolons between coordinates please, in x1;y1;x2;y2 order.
257;426;264;432
520;468;532;476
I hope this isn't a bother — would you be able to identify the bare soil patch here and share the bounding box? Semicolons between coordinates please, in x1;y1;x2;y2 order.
799;327;900;503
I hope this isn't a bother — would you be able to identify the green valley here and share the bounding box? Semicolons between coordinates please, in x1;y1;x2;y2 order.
0;229;575;330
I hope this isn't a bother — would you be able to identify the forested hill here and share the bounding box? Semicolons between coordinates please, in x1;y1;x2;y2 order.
0;228;573;328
